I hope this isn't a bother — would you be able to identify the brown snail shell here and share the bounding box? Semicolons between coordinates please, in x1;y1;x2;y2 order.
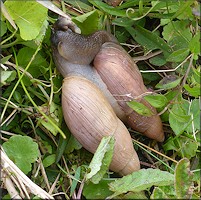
62;76;140;175
94;42;164;142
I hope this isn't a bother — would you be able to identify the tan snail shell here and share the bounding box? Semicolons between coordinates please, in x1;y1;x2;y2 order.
62;76;140;175
94;43;164;142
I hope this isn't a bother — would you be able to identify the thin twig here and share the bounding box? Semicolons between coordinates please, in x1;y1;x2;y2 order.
49;173;60;195
133;50;162;62
1;171;22;199
140;54;192;73
132;139;178;164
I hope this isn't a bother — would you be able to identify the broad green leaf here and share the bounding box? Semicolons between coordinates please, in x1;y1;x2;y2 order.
1;55;12;64
65;134;82;154
127;101;153;116
13;91;23;104
112;17;136;27
157;185;176;198
17;47;49;79
0;71;16;86
42;154;56;168
156;76;182;90
70;167;81;196
149;55;167;66
165;90;178;101
162;20;192;43
122;191;148;199
175;158;193;199
169;103;191;135
37;102;63;136
163;136;199;159
178;138;199;159
170;1;194;20
38;116;59;136
144;94;168;108
169;107;191;123
55;134;69;163
86;136;115;184
126;26;172;56
168;35;189;51
2;135;39;174
192;67;201;84
166;48;189;63
182;99;200;133
83;180;113;199
4;1;48;40
150;187;170;199
108;168;174;198
73;10;100;35
0;20;7;37
184;84;200;98
189;33;200;60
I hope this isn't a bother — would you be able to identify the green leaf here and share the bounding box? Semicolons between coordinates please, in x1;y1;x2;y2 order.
144;94;168;108
1;55;12;64
178;138;199;159
182;99;200;133
169;97;200;136
127;101;154;116
192;67;201;84
184;84;200;98
189;33;200;59
166;48;189;63
112;17;136;27
169;105;191;135
55;135;69;163
170;1;194;20
2;135;39;174
162;20;192;43
149;55;167;66
163;136;199;159
17;47;48;79
65;134;82;154
83;180;113;199
108;168;174;198
73;10;100;35
0;71;16;86
4;1;48;40
86;136;115;184
150;187;170;199
126;26;172;56
13;91;23;104
43;154;56;168
37;102;63;136
156;76;182;90
175;158;193;199
70;167;81;196
169;106;191;123
0;20;7;37
38;116;59;136
157;185;176;198
122;191;148;199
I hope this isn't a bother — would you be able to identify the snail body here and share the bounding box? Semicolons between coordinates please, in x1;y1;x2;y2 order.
51;17;164;175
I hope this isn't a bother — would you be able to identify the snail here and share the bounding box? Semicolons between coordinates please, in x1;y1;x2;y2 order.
51;17;164;175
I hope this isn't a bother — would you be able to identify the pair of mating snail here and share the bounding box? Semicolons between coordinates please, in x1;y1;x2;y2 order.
51;17;164;176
